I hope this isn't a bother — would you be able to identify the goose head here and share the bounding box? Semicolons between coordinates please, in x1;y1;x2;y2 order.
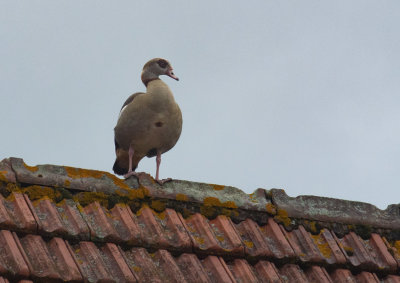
141;58;179;86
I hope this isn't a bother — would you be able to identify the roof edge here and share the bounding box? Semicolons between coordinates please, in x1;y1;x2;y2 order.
1;157;399;234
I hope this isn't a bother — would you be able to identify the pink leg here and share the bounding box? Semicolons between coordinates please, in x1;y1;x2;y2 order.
156;152;161;181
124;145;138;178
155;151;171;185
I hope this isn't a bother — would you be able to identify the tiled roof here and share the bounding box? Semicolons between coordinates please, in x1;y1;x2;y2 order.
0;157;400;282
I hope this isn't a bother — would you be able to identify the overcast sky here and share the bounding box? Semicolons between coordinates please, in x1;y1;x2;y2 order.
1;1;400;209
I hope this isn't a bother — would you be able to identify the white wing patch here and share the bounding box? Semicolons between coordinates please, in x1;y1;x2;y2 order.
119;105;128;118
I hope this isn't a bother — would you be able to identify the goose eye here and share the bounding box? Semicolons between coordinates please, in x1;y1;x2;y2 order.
157;59;168;68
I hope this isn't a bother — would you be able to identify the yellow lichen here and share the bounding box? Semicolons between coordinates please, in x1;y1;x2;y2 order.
216;235;225;242
32;195;51;207
115;186;149;200
221;208;232;217
265;203;276;215
136;204;151;217
132;266;141;273
243;240;254;249
181;208;191;218
65;166;104;179
394;241;400;255
308;221;318;234
203;197;237;209
200;197;238;218
343;246;354;256
0;171;9;182
73;192;109;207
212;184;225;191
176;193;188;201
151;200;166;212
64;180;71;187
274;209;291;227
23;162;39;172
5;183;20;194
347;224;355;231
157;211;166;220
311;232;332;258
200;205;216;218
194;236;205;245
106;172;132;190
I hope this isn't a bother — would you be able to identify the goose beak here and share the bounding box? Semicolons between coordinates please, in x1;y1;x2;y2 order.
166;68;179;81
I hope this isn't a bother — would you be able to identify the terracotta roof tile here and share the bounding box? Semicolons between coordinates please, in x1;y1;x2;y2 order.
368;233;398;271
109;203;142;245
335;231;397;272
0;193;36;234
383;237;400;267
122;247;171;283
184;213;243;257
279;264;309;282
383;275;400;283
28;197;90;241
136;206;191;252
304;265;333;283
17;234;82;281
0;230;29;278
281;224;324;263
310;228;347;265
356;271;380;282
235;217;295;260
201;256;235;283
159;208;192;251
330;269;357;283
253;260;283;282
72;241;137;282
227;258;259;283
2;158;400;282
175;253;210;283
153;250;188;282
80;201;122;243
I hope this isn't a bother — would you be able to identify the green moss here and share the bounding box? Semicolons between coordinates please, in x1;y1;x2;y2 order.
200;205;216;218
73;191;109;207
354;224;372;240
115;186;149;200
151;200;166;212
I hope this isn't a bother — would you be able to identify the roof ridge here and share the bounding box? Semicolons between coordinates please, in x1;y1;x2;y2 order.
1;157;400;237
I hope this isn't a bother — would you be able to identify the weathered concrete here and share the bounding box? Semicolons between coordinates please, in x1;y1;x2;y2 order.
2;157;400;234
0;158;16;183
271;189;400;230
137;173;270;212
8;157;139;194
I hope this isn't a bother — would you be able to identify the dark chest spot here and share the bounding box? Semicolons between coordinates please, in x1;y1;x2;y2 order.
155;122;163;127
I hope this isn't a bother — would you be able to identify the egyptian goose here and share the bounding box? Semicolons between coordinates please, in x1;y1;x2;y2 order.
113;58;182;184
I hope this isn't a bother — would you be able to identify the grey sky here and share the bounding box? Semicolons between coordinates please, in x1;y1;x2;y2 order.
1;1;399;209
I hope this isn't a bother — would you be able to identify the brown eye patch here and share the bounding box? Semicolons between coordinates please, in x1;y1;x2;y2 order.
157;59;168;68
